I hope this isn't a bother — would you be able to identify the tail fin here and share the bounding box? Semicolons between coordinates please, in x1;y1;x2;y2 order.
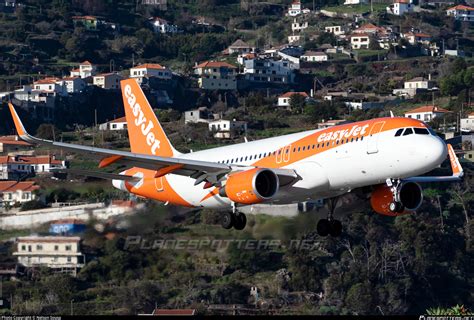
120;79;179;157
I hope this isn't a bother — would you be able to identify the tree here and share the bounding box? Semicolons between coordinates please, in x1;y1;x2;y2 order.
36;124;61;140
289;93;307;111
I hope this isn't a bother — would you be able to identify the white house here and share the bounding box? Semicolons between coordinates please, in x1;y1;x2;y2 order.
344;0;368;5
184;107;217;124
386;0;414;16
460;113;474;132
325;26;345;36
70;61;96;78
0;181;39;206
209;119;247;139
93;73;123;89
227;39;255;55
193;61;238;90
99;116;127;131
33;78;68;96
446;4;474;21
129;63;172;84
287;1;310;16
350;33;370;49
301;51;328;62
317;119;349;129
244;58;296;84
14;236;85;276
277;92;309;107
288;34;301;44
404;76;435;90
404;105;451;122
0;155;66;180
61;77;86;93
148;17;178;34
402;32;431;45
291;19;308;32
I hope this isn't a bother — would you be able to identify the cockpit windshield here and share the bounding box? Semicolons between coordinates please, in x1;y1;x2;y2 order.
395;127;432;137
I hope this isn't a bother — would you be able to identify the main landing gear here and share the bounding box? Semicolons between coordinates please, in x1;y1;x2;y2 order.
317;197;343;237
387;178;405;214
221;211;247;230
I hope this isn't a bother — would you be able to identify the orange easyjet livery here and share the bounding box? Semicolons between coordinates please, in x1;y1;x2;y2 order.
7;79;464;236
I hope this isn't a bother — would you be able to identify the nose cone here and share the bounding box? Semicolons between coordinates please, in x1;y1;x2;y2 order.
425;136;447;168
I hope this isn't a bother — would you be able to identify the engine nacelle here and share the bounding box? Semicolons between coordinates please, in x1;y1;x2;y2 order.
219;168;279;205
370;181;423;216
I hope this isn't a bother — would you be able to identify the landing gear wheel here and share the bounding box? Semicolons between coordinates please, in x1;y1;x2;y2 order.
329;220;342;237
389;201;404;213
221;212;234;229
233;213;247;230
317;219;331;237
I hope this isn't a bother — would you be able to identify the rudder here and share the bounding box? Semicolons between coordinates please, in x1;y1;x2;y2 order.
120;79;179;157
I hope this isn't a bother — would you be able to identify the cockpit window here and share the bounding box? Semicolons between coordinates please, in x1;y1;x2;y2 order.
414;128;429;135
395;129;403;136
403;128;413;136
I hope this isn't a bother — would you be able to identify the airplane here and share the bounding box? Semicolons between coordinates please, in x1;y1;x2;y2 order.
7;79;464;237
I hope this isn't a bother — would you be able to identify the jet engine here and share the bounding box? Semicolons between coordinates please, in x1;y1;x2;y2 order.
370;181;423;216
219;168;279;205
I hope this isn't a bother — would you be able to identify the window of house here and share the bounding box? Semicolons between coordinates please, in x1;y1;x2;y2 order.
54;245;59;251
65;245;72;251
21;245;26;251
36;245;43;250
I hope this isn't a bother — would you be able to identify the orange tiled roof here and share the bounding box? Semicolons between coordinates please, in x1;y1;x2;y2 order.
133;63;166;70
280;91;309;98
405;105;451;114
0;181;39;193
16;236;81;243
108;116;127;124
448;4;474;11
33;78;59;85
194;61;237;69
81;60;92;65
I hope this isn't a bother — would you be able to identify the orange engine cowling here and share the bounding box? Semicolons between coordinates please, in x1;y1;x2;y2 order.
219;168;279;205
370;181;423;216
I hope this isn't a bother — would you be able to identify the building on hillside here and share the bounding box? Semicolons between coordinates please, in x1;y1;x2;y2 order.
344;101;385;110
350;33;370;49
288;34;301;44
140;0;167;10
393;76;436;97
184;107;218;124
287;1;310;16
33;78;68;97
70;61;96;78
344;0;368;4
237;53;257;65
301;51;328;62
193;61;238;90
317;119;349;129
446;4;474;21
386;0;415;16
209;119;247;139
61;77;86;93
99;117;128;131
71;16;118;31
0;181;39;206
49;219;87;235
0;136;32;155
129;63;172;84
243;58;296;84
148;17;178;33
227;39;255;55
291;19;308;32
353;23;386;35
0;155;66;180
402;32;431;45
325;25;345;36
460;113;474;132
404;105;451;121
13;236;85;276
93;73;123;89
277;92;310;107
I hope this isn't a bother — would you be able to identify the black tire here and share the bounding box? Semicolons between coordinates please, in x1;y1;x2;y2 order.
317;219;330;237
233;213;247;230
221;212;234;229
389;201;403;213
329;220;342;237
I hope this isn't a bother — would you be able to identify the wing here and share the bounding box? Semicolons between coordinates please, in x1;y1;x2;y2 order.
8;103;297;185
404;144;464;183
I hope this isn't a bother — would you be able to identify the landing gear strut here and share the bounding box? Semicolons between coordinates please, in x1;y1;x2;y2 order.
317;197;343;237
386;178;404;213
220;206;247;230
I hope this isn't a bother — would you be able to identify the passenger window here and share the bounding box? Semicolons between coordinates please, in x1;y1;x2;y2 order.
403;128;413;136
395;128;403;136
286;149;289;153
298;147;301;152
303;146;306;151
361;136;364;141
414;128;429;135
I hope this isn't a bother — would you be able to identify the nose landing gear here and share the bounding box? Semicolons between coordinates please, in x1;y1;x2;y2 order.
317;197;343;237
